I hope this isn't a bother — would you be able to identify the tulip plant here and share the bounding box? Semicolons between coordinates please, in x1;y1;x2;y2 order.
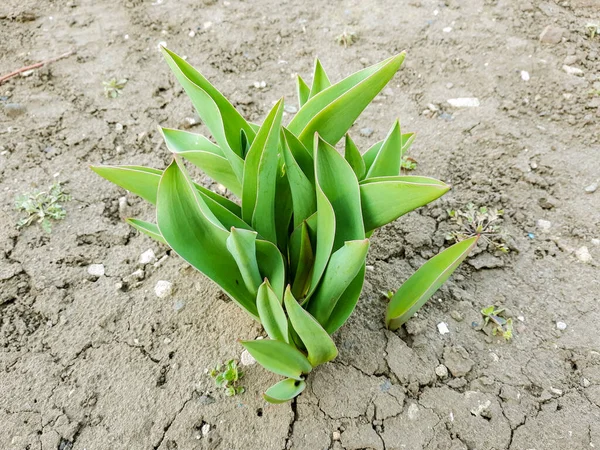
92;48;477;403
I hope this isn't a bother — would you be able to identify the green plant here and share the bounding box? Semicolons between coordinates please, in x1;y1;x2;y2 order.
103;78;128;98
447;203;509;253
209;359;245;396
401;155;417;171
92;48;476;403
335;30;358;47
481;305;513;340
587;22;599;39
15;181;70;233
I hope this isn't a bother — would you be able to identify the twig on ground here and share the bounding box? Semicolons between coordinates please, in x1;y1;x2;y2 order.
0;50;75;85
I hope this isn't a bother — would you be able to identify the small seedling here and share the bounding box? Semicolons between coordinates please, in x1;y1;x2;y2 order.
401;155;417;171
15;182;70;233
447;203;509;253
586;22;599;39
103;78;128;98
481;305;513;340
335;30;358;47
209;359;245;396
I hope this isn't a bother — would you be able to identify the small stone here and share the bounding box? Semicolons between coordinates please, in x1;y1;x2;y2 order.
447;97;480;108
3;103;26;118
435;364;449;378
365;265;375;272
520;70;530;81
284;104;298;114
550;387;563;396
563;55;578;65
582;378;591;388
118;196;128;216
518;316;525;322
442;26;452;33
584;182;598;193
87;264;105;277
467;253;504;270
332;431;341;441
437;322;450;335
155;280;173;298
407;403;419;420
124;268;145;283
562;65;583;76
443;346;474;377
20;70;34;77
139;249;156;265
592;239;600;246
188;30;196;37
173;300;186;312
450;310;463;322
537;219;552;232
556;321;567;331
575;246;592;263
201;423;210;436
359;127;374;137
203;21;213;29
181;117;197;129
446;82;454;89
241;349;256;366
154;254;169;268
115;123;124;133
539;25;563;44
198;394;215;405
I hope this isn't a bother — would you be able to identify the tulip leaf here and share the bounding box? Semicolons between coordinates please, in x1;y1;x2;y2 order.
156;158;257;319
283;133;317;228
386;236;479;330
360;176;450;232
240;339;312;380
296;75;310;109
344;134;366;180
307;240;369;326
284;287;337;366
325;265;366;334
256;239;286;300
308;58;331;99
264;378;306;404
282;128;314;184
256;281;289;343
125;218;167;244
290;221;315;301
242;100;284;244
363;132;415;174
227;228;262;297
365;120;402;178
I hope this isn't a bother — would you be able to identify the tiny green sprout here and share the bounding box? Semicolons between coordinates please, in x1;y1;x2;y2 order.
586;22;599;39
335;30;358;47
385;290;394;299
400;155;417;171
103;78;128;98
447;203;509;253
481;305;513;340
209;360;245;397
15;182;70;233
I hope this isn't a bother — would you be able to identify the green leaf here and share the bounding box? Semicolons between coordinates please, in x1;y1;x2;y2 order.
282;133;317;228
324;266;365;334
125;218;167;244
360;176;450;232
296;75;310;109
161;127;242;197
308;58;331;99
226;228;262;297
363;132;414;174
282;128;314;184
156;158;257;319
240;339;312;380
256;281;289;343
307;239;369;326
255;239;286;300
288;53;405;151
386;236;479;330
161;48;246;181
365;120;402;178
264;378;306;404
242;99;284;244
290;221;315;300
284;287;337;366
274;157;293;251
344;134;366;180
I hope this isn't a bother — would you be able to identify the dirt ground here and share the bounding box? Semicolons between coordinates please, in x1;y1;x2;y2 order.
1;0;599;449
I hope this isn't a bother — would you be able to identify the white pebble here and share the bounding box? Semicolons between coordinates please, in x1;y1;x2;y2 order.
437;322;450;335
139;249;157;265
443;27;452;33
163;337;172;344
241;349;257;366
575;246;592;263
203;21;213;29
332;431;341;441
188;30;196;38
556;321;567;331
518;316;525;322
520;70;530;81
447;97;480;108
201;423;210;436
115;123;124;133
87;264;105;277
154;254;169;268
562;65;583;76
536;219;552;232
550;387;563;396
435;364;449;378
155;280;173;298
592;238;600;246
584;182;598;193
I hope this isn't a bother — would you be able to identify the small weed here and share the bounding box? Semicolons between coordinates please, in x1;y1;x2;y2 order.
481;305;513;340
586;22;599;39
103;78;128;98
401;155;417;171
15;182;70;233
447;203;509;253
335;30;358;47
209;359;245;396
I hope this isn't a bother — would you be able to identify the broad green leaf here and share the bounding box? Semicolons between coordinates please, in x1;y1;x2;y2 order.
256;281;288;343
226;228;262;297
365;120;402;178
363;132;414;174
283;134;317;228
264;378;306;404
161;47;255;156
386;236;479;330
242;100;284;243
290;221;315;300
308;58;331;99
255;239;286;300
325;266;365;334
161;127;241;197
315;137;365;251
240;129;249;158
284;287;337;366
240;339;312;380
282;128;314;184
307;240;369;326
360;176;450;232
296;75;310;109
344;134;366;180
274;157;293;251
161;48;245;181
156;158;257;318
401;132;415;154
126;218;167;244
288;53;405;150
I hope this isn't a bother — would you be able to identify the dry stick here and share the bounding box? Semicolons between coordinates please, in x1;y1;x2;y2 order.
0;50;75;85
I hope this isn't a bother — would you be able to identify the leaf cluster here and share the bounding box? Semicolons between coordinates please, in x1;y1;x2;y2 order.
15;182;70;233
